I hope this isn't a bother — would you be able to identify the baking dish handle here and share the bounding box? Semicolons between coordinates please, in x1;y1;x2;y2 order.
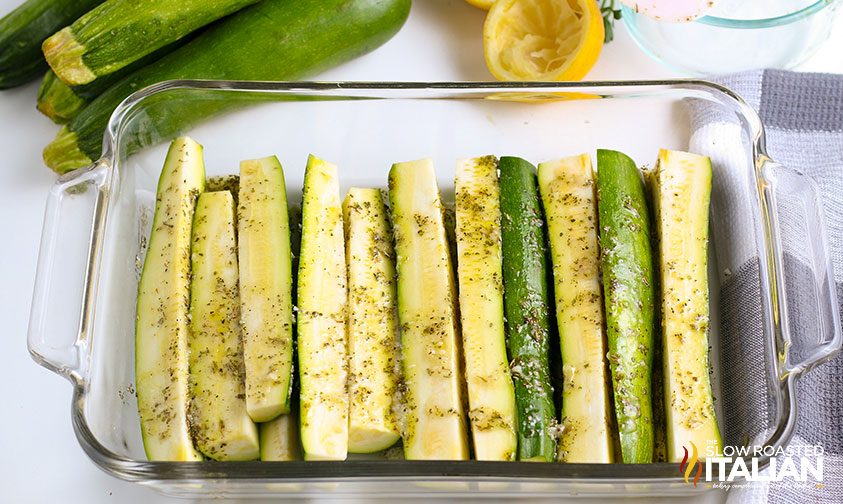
28;161;109;384
760;158;842;378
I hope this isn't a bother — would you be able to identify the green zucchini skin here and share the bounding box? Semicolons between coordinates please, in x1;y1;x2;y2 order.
43;0;258;86
37;70;87;124
595;149;655;464
0;0;104;89
498;156;557;463
37;38;193;123
643;167;667;463
651;296;668;462
42;0;411;174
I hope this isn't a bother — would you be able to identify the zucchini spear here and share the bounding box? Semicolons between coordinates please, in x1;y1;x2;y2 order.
260;195;303;463
343;188;402;454
652;149;721;462
595;149;656;464
389;158;469;461
538;154;613;463
188;191;259;461
260;412;301;461
455;156;518;461
42;0;259;86
297;155;349;461
498;156;557;462
238;156;294;423
135;137;204;461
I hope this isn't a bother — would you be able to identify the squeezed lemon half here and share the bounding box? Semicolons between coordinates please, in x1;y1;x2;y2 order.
484;0;604;81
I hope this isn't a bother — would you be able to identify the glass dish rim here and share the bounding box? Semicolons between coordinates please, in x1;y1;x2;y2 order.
51;79;831;485
621;0;839;29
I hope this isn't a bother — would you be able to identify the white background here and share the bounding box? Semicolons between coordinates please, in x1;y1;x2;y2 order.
1;1;841;503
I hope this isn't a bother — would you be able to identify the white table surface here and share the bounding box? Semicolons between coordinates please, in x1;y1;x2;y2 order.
1;1;841;503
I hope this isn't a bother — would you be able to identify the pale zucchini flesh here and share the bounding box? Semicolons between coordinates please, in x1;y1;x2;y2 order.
538;154;613;463
188;191;259;461
238;156;294;422
454;156;517;461
297;154;349;461
343;188;402;453
388;158;469;461
260;413;302;461
653;149;722;462
135;137;204;461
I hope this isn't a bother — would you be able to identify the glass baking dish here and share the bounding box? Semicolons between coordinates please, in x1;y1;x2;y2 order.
27;80;841;498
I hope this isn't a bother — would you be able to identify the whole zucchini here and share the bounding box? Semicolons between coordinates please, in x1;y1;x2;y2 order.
37;37;195;123
595;149;656;464
42;0;259;86
37;70;87;124
42;0;411;174
0;0;104;89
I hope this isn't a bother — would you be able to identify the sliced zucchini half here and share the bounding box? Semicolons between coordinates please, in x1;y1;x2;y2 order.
188;190;259;461
260;413;302;461
388;158;469;461
498;156;557;463
652;149;721;462
538;154;613;463
454;156;517;461
595;149;656;464
344;187;402;453
238;156;294;423
297;154;349;461
135;136;204;461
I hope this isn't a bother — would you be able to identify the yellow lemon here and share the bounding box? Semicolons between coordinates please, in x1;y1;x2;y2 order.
484;0;604;81
465;0;495;9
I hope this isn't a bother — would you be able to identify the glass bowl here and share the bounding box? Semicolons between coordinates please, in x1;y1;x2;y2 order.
622;0;842;75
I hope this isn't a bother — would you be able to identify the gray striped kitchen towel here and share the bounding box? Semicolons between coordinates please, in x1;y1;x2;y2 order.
687;69;843;503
